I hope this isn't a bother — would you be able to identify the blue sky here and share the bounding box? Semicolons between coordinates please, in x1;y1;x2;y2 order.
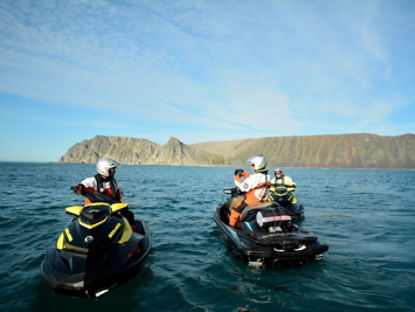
1;0;414;162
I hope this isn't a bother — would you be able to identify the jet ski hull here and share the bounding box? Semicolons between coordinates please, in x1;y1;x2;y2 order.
41;220;151;297
213;203;328;268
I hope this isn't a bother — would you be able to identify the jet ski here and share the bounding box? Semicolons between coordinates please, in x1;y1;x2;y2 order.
213;188;328;268
40;190;151;297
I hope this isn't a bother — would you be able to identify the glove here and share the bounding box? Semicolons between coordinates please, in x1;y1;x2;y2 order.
73;184;84;194
234;169;244;176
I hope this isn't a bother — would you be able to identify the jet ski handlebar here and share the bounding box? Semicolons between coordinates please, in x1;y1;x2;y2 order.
223;187;245;196
70;186;119;204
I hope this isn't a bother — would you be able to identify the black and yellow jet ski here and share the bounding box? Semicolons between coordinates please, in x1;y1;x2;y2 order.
213;188;328;268
40;191;151;297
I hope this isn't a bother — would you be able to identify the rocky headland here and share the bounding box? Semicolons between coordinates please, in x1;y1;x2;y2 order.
59;133;415;169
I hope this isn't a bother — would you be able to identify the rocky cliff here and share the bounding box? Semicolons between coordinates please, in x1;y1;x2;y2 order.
59;133;415;168
59;135;224;166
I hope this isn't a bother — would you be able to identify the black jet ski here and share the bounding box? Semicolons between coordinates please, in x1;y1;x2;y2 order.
40;191;151;297
213;188;328;268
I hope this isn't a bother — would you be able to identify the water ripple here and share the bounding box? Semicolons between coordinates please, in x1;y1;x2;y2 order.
1;164;414;311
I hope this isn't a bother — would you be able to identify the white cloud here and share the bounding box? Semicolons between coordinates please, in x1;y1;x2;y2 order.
0;0;414;144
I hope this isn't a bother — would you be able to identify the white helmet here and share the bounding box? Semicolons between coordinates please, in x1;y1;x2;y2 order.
96;157;120;177
274;167;283;174
246;154;267;171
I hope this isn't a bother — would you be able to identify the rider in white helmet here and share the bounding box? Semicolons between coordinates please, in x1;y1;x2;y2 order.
73;157;136;231
74;157;122;204
269;167;298;208
271;167;296;188
230;154;271;228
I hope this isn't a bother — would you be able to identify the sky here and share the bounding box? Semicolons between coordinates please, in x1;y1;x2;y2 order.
0;0;414;162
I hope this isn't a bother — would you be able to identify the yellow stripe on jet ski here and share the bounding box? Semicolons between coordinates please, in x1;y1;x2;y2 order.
78;216;108;229
108;223;121;239
56;233;66;250
84;202;110;207
65;228;73;241
117;217;133;244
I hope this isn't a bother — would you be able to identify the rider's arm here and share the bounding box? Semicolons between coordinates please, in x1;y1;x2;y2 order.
115;190;122;202
284;176;296;191
234;173;253;192
114;180;122;202
79;177;97;192
241;171;250;178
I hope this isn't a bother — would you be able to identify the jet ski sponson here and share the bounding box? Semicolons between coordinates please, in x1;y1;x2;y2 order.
41;199;151;297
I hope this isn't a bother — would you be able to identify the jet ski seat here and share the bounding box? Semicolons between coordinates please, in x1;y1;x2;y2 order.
240;202;274;222
227;196;244;211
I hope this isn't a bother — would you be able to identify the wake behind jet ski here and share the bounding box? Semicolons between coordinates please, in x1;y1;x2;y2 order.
213;188;328;268
40;190;151;297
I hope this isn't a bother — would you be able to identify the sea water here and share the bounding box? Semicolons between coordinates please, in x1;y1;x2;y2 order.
0;163;414;311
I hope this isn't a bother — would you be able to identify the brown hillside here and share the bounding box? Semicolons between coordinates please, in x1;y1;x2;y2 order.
59;133;415;168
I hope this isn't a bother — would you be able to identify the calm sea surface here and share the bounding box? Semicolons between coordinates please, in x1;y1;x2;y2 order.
0;163;414;311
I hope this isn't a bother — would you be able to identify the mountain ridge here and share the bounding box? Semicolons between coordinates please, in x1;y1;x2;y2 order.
58;133;415;169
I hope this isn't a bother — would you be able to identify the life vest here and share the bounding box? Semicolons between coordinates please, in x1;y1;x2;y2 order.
271;176;296;193
83;175;121;205
269;175;297;205
235;171;271;205
95;174;118;199
250;178;271;202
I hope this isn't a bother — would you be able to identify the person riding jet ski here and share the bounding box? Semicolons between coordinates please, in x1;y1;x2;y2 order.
269;167;304;219
73;157;135;231
229;154;271;228
73;157;122;203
